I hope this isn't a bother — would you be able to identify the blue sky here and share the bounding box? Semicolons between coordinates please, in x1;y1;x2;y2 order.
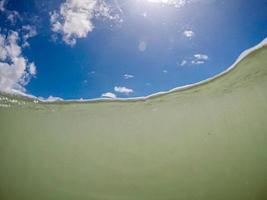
0;0;267;100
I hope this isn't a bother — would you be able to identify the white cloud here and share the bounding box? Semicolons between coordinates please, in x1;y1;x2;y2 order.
123;74;134;80
46;96;63;102
180;60;187;66
0;31;36;93
183;30;195;38
101;92;116;98
28;63;36;75
192;54;209;65
50;0;119;46
194;54;208;60
163;70;168;73
22;25;37;47
192;60;205;65
38;96;63;102
22;25;37;40
114;86;133;95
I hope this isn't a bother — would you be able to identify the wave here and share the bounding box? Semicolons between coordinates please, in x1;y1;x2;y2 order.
0;37;267;104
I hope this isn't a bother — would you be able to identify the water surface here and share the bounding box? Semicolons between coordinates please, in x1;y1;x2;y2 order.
0;44;267;200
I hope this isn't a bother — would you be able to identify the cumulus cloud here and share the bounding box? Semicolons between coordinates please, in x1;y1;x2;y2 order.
114;86;133;95
0;31;36;93
183;30;195;38
101;92;116;98
50;0;119;46
192;54;209;65
123;74;134;80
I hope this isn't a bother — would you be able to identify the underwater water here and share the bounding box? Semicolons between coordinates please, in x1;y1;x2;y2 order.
0;43;267;200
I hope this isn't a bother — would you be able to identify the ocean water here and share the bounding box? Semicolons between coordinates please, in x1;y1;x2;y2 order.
0;44;267;200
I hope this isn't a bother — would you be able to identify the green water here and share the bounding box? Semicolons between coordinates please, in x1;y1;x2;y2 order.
0;46;267;200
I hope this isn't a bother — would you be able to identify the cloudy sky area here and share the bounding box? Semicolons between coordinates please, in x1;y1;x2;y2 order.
0;0;267;99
